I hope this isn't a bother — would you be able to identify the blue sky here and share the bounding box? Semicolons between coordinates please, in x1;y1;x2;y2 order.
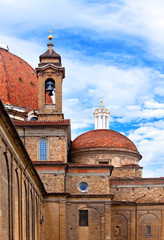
0;0;164;177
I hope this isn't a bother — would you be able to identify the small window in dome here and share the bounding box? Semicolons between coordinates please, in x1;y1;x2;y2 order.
10;58;12;60
20;61;22;64
99;160;109;164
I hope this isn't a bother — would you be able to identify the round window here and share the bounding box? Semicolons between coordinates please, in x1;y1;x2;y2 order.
78;182;89;192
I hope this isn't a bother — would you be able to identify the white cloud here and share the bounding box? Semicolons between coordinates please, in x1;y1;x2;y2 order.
144;99;164;109
63;56;152;105
128;120;164;177
1;0;164;51
143;167;164;178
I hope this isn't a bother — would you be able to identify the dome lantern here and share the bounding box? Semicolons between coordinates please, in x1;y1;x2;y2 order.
93;99;110;129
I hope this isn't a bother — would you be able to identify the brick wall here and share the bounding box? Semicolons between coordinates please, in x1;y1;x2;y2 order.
0;115;43;240
66;200;112;240
40;173;65;193
66;174;110;195
16;126;68;162
111;165;142;179
70;149;140;167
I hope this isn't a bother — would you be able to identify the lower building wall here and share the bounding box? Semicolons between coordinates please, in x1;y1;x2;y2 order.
0;127;43;240
41;199;164;240
42;198;67;240
111;204;164;240
66;200;111;240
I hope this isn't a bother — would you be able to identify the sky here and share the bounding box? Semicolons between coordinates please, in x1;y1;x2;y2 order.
0;0;164;178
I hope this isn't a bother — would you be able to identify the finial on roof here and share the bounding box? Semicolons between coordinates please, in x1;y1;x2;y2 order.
100;98;104;107
48;30;53;43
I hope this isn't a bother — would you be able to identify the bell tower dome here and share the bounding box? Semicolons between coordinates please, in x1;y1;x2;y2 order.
36;32;65;120
94;99;110;129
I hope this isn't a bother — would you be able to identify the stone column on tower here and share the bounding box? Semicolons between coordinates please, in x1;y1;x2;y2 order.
93;99;110;129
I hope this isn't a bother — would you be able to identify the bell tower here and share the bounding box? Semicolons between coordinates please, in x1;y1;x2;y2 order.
36;32;65;120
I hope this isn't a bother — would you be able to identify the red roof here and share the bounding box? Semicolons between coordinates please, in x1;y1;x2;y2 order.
0;48;38;110
14;119;70;126
71;129;138;152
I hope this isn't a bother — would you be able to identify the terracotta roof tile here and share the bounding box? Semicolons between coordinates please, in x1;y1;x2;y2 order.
0;49;38;110
71;129;138;152
14;119;70;126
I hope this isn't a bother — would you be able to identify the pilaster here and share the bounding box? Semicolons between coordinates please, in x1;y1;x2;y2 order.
59;200;66;240
105;203;111;240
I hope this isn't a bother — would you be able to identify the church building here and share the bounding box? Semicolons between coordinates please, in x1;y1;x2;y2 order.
0;33;164;240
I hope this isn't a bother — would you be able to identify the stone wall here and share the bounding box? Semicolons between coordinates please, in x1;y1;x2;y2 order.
111;178;164;203
42;196;67;240
40;173;65;193
16;126;68;162
0;104;44;240
111;204;164;240
66;166;112;195
69;148;140;168
66;197;112;240
66;174;110;195
111;165;142;179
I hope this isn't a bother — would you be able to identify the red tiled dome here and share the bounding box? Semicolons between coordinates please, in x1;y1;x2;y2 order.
0;48;38;110
71;129;138;152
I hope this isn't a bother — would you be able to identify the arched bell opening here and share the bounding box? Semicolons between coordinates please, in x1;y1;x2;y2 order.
45;78;55;104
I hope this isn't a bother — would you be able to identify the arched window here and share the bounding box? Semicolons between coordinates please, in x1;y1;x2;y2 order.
39;139;47;160
45;78;55;104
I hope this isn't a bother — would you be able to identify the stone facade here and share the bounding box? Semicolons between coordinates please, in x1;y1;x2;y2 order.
15;121;71;163
0;100;44;240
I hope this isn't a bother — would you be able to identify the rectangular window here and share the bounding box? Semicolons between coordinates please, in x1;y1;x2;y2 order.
40;139;47;160
101;116;103;128
105;116;107;128
97;116;99;129
79;210;88;227
146;225;151;236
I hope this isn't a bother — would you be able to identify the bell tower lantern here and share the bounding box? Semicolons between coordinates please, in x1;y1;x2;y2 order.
36;32;65;120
